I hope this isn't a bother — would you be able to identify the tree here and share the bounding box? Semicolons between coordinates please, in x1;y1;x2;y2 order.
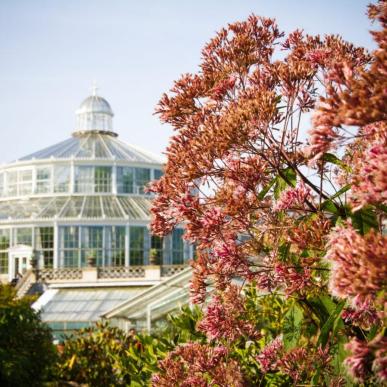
0;284;56;387
150;1;386;385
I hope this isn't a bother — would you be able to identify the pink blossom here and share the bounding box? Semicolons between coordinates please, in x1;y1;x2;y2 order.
197;285;260;342
325;223;387;302
350;143;387;210
344;338;372;382
274;263;312;295
256;337;284;372
277;347;309;382
304;105;339;162
273;182;311;211
341;295;380;329
345;334;387;383
152;343;244;387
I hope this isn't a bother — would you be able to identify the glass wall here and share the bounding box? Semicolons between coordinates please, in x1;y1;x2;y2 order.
105;226;125;266
0;229;10;273
35;227;54;268
134;168;151;194
59;226;79;267
5;169;34;196
130;226;146;265
18;170;33;196
80;226;103;266
172;228;184;264
56;226;190;268
36;167;51;193
15;227;33;246
0;173;4;197
0;165;163;198
151;235;163;264
117;167;134;194
54;166;71;193
154;169;163;180
117;167;151;194
75;166;112;193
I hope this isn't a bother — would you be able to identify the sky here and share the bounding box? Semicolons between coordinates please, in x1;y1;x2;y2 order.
0;0;376;164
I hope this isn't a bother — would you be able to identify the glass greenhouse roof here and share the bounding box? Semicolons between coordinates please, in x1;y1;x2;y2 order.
0;195;152;221
17;133;163;164
35;287;144;323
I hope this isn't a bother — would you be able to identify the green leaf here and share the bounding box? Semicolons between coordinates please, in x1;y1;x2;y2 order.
283;303;303;349
257;177;276;200
274;168;297;199
320;199;340;215
350;206;379;235
323;153;351;172
317;300;345;348
329;184;351;201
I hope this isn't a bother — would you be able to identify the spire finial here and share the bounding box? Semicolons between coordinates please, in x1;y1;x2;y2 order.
91;80;98;96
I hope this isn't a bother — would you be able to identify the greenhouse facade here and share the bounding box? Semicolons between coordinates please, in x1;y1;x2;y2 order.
0;90;192;335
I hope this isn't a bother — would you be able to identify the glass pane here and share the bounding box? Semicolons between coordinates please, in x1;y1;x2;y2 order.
151;235;163;264
36;167;51;193
75;166;94;193
0;252;8;273
62;250;79;267
134;168;150;194
6;171;17;196
37;168;50;180
81;226;103;266
95;167;112;193
36;250;53;268
106;226;126;266
19;170;32;182
0;229;10;250
117;167;134;194
154;169;163;180
172;228;184;264
61;197;84;218
54;166;70;193
0;173;4;197
35;227;54;250
82;196;102;218
59;226;79;268
15;227;32;246
130;226;144;265
60;226;79;249
102;196;124;218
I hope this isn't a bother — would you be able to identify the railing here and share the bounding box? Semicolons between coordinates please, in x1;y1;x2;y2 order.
15;269;35;298
161;265;187;277
35;265;188;282
40;268;83;281
97;266;146;279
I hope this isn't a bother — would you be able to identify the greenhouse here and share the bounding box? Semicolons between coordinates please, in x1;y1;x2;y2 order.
0;89;192;333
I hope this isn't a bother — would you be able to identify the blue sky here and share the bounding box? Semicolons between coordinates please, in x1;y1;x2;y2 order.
0;0;375;163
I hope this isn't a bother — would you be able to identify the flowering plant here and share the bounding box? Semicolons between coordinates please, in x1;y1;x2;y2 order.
150;1;386;385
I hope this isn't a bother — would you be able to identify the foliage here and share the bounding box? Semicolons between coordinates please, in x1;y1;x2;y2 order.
0;284;56;387
149;1;387;385
56;306;205;386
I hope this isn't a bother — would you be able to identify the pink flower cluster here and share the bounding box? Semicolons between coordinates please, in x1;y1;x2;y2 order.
350;143;387;210
304;104;339;162
274;263;312;295
257;341;331;383
341;296;380;330
197;285;260;342
152;342;244;387
256;337;283;372
273;182;311;212
344;334;387;383
255;259;312;296
325;223;387;302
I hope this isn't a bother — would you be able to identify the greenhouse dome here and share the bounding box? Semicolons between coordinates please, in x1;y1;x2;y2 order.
0;89;192;290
